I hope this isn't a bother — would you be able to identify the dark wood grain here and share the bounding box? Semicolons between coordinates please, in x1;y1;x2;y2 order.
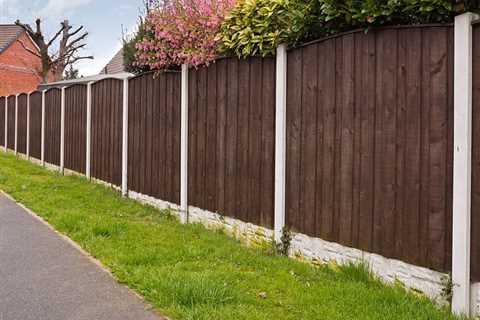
286;26;454;275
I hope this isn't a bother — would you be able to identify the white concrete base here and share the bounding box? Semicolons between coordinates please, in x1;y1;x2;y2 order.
471;283;480;316
128;190;179;211
290;233;446;302
29;157;42;166
188;206;274;248
91;178;121;192
43;162;61;173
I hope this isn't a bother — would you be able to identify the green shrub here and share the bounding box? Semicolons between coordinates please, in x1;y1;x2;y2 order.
218;0;318;58
218;0;475;58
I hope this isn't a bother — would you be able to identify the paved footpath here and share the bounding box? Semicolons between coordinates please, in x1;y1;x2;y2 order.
0;194;163;320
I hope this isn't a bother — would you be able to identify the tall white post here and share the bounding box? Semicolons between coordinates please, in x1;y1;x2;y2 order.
14;95;18;155
180;64;189;224
4;97;7;152
274;44;288;242
41;90;46;166
60;87;65;173
121;78;129;196
453;12;479;316
86;83;92;179
26;93;30;159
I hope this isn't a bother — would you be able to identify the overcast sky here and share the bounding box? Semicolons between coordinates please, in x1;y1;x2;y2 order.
0;0;143;76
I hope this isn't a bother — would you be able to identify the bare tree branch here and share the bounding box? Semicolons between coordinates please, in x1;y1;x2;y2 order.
68;26;84;37
67;55;94;64
15;18;92;82
47;27;65;47
16;39;42;58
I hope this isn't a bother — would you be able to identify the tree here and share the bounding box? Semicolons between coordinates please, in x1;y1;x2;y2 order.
15;18;93;83
64;65;80;80
122;0;152;74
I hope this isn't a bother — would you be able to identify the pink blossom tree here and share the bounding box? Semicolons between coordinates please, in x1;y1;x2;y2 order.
135;0;236;70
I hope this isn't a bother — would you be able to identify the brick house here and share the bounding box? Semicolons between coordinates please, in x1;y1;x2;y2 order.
0;25;44;96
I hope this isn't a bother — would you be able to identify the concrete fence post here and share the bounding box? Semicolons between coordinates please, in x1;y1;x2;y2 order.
60;87;65;173
86;82;92;180
452;12;480;316
14;95;18;155
180;64;189;224
121;78;129;196
274;44;288;243
26;93;30;159
4;97;7;152
41;91;46;166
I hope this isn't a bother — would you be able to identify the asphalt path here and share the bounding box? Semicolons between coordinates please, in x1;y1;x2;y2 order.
0;194;163;320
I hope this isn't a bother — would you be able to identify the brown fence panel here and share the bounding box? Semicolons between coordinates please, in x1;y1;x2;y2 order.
188;57;275;228
44;88;61;166
286;25;454;274
0;96;4;147
91;79;123;186
471;24;480;281
7;96;15;150
65;85;87;174
29;91;42;160
128;72;181;204
17;93;28;154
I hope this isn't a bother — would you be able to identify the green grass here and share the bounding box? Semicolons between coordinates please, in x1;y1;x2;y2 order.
0;152;464;320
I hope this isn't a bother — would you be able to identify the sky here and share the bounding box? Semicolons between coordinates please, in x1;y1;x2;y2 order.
0;0;143;76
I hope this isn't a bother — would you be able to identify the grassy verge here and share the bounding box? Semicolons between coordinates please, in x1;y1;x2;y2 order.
0;152;463;320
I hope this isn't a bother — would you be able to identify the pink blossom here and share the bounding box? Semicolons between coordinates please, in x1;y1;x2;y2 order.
135;0;236;70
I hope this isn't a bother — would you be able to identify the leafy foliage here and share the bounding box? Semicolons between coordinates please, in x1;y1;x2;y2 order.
123;0;153;74
218;0;475;58
218;0;317;58
135;0;236;70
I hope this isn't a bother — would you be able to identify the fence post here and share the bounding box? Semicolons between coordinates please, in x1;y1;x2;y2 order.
121;78;129;196
274;44;288;242
180;64;189;224
453;12;479;316
26;93;30;159
41;90;46;166
86;82;92;179
14;94;18;155
60;87;65;173
4;97;7;152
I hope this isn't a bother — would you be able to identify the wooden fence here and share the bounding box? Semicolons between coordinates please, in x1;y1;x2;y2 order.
44;88;62;166
188;57;275;227
0;96;4;147
471;22;480;281
28;92;42;160
286;25;454;274
17;94;28;155
64;85;87;174
2;22;480;291
128;72;181;204
91;79;123;186
7;96;14;150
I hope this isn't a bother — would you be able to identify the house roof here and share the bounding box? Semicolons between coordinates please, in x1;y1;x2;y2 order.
100;48;125;75
0;25;24;54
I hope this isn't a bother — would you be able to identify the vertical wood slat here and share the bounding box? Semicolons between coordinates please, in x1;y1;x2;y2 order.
0;97;4;147
286;26;454;274
471;23;480;281
127;72;181;204
28;92;42;160
44;89;62;166
16;94;28;154
7;96;15;150
188;57;275;228
64;85;87;174
91;79;123;186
